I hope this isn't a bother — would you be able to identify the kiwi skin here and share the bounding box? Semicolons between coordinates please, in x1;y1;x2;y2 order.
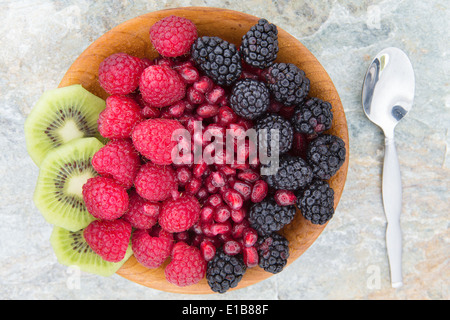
50;226;133;277
33;137;104;232
25;84;105;166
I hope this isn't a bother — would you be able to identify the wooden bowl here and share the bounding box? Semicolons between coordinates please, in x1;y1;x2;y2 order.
59;7;349;294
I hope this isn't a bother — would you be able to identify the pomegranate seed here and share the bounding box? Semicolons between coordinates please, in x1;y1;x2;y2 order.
193;76;214;93
235;118;253;130
175;166;192;186
240;70;259;80
232;180;252;201
291;132;308;158
187;86;205;105
222;189;244;210
205;86;225;105
214;205;231;223
200;205;215;223
217;106;238;126
231;219;249;239
268;100;283;113
174;231;190;243
242;228;258;247
243;246;259;268
278;105;296;119
191;221;203;235
211;221;232;235
204;123;226;140
200;239;216;261
191;233;204;246
154;57;174;68
251;180;268;203
177;65;200;84
206;194;222;207
210;171;226;188
185;177;202;194
223;240;241;255
193;160;208;177
274;189;297;206
237;169;260;183
166;100;186;118
218;165;236;176
196;187;209;200
227;123;246;140
217;233;232;243
204;176;219;194
196;103;219;118
230;207;246;223
201;222;215;237
141;106;161;118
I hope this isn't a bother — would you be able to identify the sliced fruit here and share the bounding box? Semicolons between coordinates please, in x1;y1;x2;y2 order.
50;226;133;277
34;137;103;231
25;84;105;166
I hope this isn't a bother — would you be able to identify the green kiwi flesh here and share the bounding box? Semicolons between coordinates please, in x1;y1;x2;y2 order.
50;226;133;277
25;84;105;166
34;137;104;232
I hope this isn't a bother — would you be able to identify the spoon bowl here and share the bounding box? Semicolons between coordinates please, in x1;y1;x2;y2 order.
362;47;415;288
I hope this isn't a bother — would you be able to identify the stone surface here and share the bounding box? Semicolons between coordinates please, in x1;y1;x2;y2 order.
0;0;448;300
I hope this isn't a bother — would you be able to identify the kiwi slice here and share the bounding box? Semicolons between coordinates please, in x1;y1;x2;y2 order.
34;137;103;231
50;226;133;277
25;84;105;166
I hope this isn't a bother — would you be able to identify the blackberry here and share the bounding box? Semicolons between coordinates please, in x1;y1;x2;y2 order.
240;18;279;69
292;97;333;135
191;36;242;86
248;199;296;236
257;232;289;274
297;179;334;225
265;63;310;106
307;134;346;180
256;113;293;157
229;79;270;120
263;155;313;191
206;249;246;293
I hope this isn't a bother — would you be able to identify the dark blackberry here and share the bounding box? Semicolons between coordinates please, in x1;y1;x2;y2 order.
307;134;346;180
263;155;313;191
191;36;242;86
240;18;279;69
257;232;289;274
229;79;270;120
297;179;334;225
255;113;293;157
265;62;310;106
248;199;296;236
206;249;246;293
292;97;333;135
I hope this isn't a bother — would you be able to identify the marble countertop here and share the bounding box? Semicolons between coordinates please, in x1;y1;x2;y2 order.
1;0;448;300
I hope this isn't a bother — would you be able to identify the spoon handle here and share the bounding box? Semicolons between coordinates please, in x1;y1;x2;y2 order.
382;134;403;288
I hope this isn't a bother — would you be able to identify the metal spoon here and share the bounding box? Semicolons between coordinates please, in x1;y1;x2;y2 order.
362;47;415;288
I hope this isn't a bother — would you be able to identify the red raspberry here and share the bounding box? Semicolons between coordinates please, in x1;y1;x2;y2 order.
122;190;160;229
83;219;132;263
91;139;141;189
98;95;143;139
132;229;173;269
149;15;197;57
82;176;129;220
98;53;145;95
159;195;200;233
139;65;186;108
132;118;185;165
134;162;178;202
165;242;206;287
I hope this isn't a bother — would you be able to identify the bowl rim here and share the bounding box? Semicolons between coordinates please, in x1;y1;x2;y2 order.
58;6;349;294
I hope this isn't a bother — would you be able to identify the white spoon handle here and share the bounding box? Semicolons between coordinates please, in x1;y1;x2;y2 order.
382;134;403;288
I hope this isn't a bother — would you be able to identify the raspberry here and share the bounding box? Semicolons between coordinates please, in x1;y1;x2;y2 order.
98;52;145;95
98;95;144;139
165;242;207;287
132;229;173;269
83;219;132;263
159;195;200;233
82;176;129;220
131;118;185;165
134;162;178;202
149;15;198;57
139;65;186;108
122;190;160;229
91;139;141;189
